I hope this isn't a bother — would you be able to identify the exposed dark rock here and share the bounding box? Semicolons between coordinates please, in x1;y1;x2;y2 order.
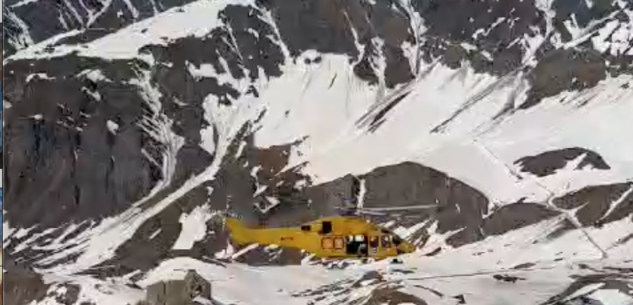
553;182;633;227
551;0;617;42
351;271;384;288
258;0;359;58
522;49;607;109
412;284;443;297
3;56;167;229
541;273;633;305
356;162;489;247
78;121;314;276
492;274;525;283
366;92;410;132
603;265;633;274
3;271;51;305
612;232;633;248
3;4;294;265
298;274;427;305
259;0;415;88
453;294;466;304
363;286;428;305
548;0;633;78
234;246;304;266
52;284;81;305
515;147;611;177
482;202;561;236
84;182;213;278
424;247;442;257
412;0;546;75
545;218;577;241
3;255;51;305
513;262;536;270
445;201;563;248
353;52;380;85
3;10;22;56
292;278;353;298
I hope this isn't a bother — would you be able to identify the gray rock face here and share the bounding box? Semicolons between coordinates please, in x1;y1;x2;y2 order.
522;49;608;109
515;147;611;177
2;255;56;305
2;271;51;305
357;162;489;246
413;0;545;75
4;56;166;228
542;265;633;305
554;182;633;227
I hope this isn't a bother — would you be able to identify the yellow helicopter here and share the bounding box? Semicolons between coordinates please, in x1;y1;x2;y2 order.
224;202;435;260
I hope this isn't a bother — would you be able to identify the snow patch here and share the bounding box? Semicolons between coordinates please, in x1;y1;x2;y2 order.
7;0;257;61
172;205;217;250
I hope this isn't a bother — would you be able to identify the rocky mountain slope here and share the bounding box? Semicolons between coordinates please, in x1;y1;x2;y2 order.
3;0;633;304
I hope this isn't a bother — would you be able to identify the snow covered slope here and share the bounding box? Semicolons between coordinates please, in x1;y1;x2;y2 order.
10;221;633;305
2;0;633;304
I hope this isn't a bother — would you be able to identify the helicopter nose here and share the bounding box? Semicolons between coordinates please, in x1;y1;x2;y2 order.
403;242;416;253
397;242;416;254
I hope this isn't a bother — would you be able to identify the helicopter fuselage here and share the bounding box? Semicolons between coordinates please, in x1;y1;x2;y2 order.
226;216;416;260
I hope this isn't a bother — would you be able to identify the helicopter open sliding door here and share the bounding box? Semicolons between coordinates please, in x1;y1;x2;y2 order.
345;235;369;257
369;236;379;256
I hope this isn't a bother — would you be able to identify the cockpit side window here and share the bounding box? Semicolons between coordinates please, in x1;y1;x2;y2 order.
369;236;379;248
381;235;391;248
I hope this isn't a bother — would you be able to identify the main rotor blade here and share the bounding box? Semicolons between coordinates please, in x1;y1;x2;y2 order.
358;205;439;212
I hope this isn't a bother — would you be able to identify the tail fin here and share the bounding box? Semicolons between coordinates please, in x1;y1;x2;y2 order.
225;217;253;245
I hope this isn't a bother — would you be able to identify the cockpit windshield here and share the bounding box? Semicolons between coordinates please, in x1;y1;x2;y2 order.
380;235;391;248
380;228;403;246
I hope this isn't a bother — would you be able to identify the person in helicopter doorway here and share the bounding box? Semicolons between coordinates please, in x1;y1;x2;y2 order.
346;235;369;257
357;241;368;257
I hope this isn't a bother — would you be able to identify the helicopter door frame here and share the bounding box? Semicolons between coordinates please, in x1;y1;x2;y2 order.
368;235;379;255
380;234;392;250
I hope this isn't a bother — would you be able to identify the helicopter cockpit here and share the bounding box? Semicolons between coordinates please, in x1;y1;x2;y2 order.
381;229;415;254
